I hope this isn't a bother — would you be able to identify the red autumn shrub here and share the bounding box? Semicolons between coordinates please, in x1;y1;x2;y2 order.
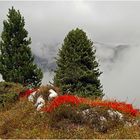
19;89;37;98
88;100;139;116
41;95;87;112
41;95;139;116
18;87;139;117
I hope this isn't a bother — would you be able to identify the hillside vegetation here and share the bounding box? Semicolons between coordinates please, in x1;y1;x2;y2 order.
0;82;140;139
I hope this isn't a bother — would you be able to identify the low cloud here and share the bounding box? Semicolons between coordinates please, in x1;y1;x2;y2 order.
100;44;140;108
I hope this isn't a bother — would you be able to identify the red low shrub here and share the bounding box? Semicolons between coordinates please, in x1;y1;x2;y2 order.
19;89;37;98
41;95;139;116
18;88;139;117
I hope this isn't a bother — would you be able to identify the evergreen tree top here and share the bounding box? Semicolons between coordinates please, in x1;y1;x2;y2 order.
63;28;93;46
1;6;31;46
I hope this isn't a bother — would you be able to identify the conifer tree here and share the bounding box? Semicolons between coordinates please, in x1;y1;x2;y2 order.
54;28;104;97
0;7;43;87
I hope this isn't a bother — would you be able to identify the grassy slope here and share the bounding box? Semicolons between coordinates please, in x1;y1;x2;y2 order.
0;99;140;139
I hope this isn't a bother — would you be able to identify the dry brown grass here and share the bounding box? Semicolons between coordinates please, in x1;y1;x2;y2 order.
0;99;139;139
0;99;49;139
34;85;62;102
0;82;140;139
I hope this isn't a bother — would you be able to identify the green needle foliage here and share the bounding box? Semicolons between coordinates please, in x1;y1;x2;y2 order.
54;28;104;98
0;7;43;88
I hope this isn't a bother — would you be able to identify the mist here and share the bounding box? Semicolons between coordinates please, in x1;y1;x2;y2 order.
100;44;140;107
0;1;140;107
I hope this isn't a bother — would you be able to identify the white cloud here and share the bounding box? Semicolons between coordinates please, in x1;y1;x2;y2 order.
101;45;140;108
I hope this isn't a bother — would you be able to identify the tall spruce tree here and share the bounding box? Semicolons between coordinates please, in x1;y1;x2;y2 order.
54;28;104;97
0;7;43;87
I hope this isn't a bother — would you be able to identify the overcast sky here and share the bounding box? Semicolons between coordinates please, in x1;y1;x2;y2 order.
0;1;140;45
0;1;140;107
